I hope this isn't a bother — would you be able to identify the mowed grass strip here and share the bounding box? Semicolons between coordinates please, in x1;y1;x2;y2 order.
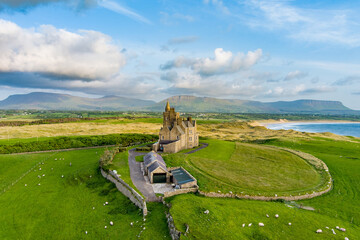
165;139;325;196
0;148;169;239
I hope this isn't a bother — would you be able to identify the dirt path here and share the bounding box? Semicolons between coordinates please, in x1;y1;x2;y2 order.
128;149;159;202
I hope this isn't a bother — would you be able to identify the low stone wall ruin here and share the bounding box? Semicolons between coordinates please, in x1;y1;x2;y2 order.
100;168;147;216
163;187;198;198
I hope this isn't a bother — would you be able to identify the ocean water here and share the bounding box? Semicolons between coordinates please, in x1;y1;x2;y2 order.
266;122;360;138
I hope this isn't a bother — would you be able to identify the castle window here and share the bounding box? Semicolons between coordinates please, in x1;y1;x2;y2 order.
189;137;192;141
177;136;179;140
189;130;192;134
162;136;164;140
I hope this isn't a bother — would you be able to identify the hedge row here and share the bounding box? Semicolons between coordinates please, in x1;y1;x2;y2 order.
0;134;157;154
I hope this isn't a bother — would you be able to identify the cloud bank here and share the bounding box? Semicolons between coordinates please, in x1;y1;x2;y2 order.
161;48;262;76
0;19;125;80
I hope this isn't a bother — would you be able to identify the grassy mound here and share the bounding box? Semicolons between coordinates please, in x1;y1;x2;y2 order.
164;139;327;196
0;148;169;239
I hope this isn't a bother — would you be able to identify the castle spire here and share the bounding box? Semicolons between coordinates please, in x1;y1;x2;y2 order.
165;100;170;111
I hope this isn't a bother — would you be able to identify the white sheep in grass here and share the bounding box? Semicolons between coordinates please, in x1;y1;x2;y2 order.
259;223;264;227
316;229;322;233
110;221;113;226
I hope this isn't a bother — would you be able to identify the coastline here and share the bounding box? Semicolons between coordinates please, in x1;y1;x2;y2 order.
252;119;360;127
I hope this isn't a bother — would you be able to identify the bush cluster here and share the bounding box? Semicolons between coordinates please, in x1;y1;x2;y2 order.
99;148;119;170
0;133;157;154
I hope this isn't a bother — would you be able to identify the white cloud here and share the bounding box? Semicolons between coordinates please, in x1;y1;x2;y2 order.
284;70;308;81
246;0;360;46
168;36;199;45
203;0;230;15
161;48;262;76
0;19;125;79
97;0;151;24
265;84;335;98
164;71;263;97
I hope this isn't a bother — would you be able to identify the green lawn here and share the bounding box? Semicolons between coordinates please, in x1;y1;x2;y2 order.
164;139;326;196
0;148;169;239
135;155;144;162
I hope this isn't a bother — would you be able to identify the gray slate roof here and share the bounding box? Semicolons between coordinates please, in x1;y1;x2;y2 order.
171;167;194;185
148;161;167;174
144;151;167;170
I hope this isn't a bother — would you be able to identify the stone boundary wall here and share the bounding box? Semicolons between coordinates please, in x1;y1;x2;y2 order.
166;210;181;240
198;184;332;201
100;168;147;216
163;187;198;198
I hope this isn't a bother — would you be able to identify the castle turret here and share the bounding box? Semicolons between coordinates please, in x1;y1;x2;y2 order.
165;101;170;112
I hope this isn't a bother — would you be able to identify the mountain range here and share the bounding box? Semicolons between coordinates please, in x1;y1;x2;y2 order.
0;92;358;115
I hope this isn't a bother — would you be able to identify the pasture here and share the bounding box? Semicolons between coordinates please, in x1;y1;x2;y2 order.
0;148;169;239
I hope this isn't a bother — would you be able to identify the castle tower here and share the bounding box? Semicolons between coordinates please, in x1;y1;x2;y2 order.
163;101;179;128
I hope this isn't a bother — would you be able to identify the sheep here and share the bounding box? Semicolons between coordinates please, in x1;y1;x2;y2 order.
331;229;336;235
248;223;252;227
259;223;264;227
242;223;245;227
275;214;279;218
316;229;322;233
288;223;292;226
110;221;113;226
204;210;209;214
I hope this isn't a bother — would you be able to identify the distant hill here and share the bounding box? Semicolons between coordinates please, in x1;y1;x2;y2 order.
0;92;156;111
148;95;356;114
0;92;358;115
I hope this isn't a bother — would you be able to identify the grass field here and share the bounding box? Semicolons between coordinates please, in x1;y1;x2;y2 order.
164;139;326;196
265;138;360;226
168;194;359;239
168;136;360;239
0;148;169;239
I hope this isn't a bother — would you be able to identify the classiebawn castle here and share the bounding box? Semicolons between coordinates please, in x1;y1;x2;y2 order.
153;101;199;153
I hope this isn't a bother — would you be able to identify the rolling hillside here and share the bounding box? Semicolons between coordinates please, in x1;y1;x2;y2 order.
0;92;156;111
149;95;355;114
0;92;358;114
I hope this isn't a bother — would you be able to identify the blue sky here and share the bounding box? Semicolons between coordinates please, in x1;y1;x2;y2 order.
0;0;359;109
